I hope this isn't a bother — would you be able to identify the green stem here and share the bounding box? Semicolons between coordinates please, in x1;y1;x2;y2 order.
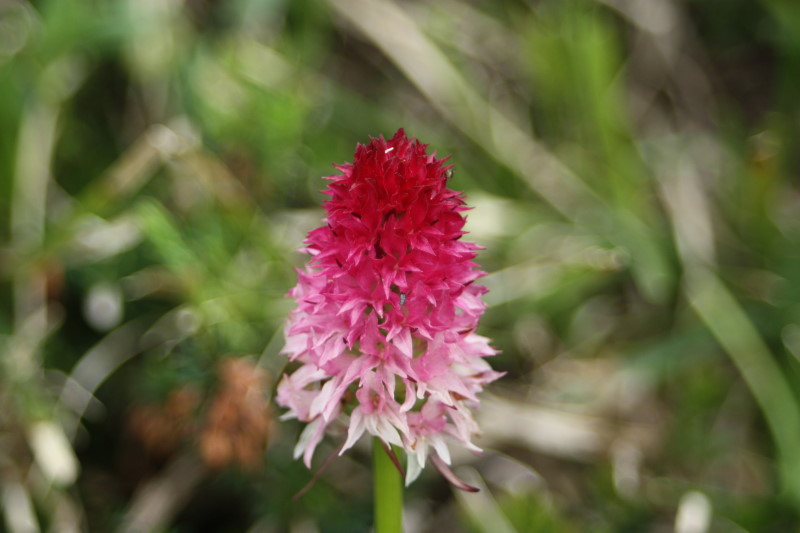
373;438;403;533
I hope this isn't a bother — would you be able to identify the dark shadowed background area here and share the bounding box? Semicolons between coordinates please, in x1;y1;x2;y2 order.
2;0;800;531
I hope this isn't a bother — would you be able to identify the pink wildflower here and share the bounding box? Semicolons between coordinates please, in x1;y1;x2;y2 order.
277;129;502;486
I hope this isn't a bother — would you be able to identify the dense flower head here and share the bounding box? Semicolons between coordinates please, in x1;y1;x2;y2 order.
277;129;502;485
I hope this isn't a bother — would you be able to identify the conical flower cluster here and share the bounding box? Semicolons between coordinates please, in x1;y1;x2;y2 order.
277;129;501;485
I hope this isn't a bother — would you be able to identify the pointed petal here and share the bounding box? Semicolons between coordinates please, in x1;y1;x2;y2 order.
392;327;413;358
405;452;423;486
294;419;321;463
431;437;451;465
430;453;479;492
340;408;366;453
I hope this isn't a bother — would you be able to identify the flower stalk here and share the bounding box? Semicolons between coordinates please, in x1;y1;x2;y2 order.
373;438;403;533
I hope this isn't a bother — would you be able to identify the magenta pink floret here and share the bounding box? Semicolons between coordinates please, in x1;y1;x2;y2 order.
277;129;502;485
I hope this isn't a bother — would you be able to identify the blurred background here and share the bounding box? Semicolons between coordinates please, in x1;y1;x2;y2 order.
2;0;800;531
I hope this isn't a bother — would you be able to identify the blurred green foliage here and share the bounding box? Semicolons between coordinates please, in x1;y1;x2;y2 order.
2;0;800;531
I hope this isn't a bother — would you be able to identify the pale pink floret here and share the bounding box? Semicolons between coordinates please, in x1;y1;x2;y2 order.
277;129;502;484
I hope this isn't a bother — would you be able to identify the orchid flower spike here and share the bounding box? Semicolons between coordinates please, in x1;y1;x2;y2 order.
277;129;502;488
